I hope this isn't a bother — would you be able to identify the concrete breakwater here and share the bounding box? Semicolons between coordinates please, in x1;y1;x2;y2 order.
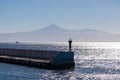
0;48;75;70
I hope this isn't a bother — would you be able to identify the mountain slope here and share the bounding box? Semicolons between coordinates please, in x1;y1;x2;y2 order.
0;24;120;42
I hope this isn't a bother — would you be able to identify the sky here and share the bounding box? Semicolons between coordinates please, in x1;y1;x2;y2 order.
0;0;120;33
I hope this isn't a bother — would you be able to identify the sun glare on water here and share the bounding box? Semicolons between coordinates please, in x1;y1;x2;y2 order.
73;42;120;49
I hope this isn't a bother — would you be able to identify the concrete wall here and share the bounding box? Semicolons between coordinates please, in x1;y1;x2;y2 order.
0;48;57;60
51;52;74;65
0;48;74;65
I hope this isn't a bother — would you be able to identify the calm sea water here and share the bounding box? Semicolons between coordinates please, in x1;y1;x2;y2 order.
0;42;120;80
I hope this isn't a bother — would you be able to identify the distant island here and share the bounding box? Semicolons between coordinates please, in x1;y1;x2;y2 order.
0;24;120;42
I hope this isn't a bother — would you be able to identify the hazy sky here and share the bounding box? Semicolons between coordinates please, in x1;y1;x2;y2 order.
0;0;120;33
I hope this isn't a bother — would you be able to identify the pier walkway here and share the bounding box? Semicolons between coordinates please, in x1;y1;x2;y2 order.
0;55;50;63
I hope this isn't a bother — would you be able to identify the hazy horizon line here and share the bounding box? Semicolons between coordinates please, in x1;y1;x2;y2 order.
0;24;119;35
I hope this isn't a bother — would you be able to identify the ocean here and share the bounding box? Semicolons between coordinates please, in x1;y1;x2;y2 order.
0;42;120;80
